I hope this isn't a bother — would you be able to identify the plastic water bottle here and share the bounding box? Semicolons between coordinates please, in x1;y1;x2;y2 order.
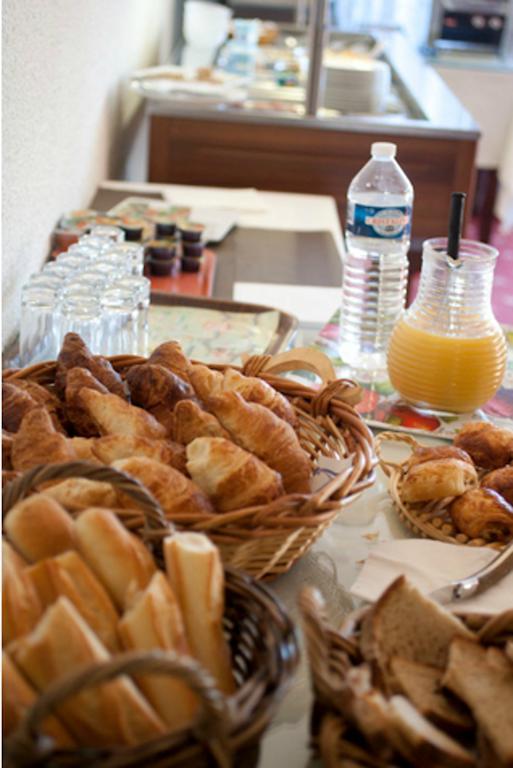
340;142;413;379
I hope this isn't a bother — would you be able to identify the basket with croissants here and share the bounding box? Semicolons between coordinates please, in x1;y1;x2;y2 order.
300;576;513;768
3;462;299;767
376;423;513;548
2;332;376;579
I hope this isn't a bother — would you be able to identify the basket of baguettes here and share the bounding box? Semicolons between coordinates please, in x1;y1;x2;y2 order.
3;461;299;767
299;576;513;768
375;424;513;550
2;332;376;579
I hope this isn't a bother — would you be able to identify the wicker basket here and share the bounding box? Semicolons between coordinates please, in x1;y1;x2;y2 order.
3;462;299;768
299;587;513;768
3;347;377;579
375;431;508;551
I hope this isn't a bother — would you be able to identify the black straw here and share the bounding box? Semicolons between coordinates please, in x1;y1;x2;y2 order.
447;192;466;260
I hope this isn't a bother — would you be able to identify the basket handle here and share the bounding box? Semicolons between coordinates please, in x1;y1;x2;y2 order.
374;431;420;478
6;650;232;768
2;461;171;537
242;348;337;385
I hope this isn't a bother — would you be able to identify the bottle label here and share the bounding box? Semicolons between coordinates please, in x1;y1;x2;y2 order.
347;203;412;239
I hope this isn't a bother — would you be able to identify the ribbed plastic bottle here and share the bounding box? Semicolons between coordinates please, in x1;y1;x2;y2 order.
340;142;413;379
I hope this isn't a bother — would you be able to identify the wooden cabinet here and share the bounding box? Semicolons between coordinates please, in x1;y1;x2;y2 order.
148;114;477;258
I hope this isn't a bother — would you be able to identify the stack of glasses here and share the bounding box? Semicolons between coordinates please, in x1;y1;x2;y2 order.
19;226;151;366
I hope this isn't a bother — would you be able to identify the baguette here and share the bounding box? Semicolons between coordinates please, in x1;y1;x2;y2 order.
2;651;75;745
11;597;165;746
4;494;76;562
74;507;156;609
26;552;120;652
3;544;43;646
41;477;119;511
164;533;235;694
118;571;198;730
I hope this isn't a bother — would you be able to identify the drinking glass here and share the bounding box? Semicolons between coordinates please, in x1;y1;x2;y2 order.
387;238;507;413
68;272;110;293
67;243;99;262
54;253;89;273
19;286;61;365
101;250;133;276
100;287;138;355
89;225;125;243
116;275;151;355
105;242;145;276
58;295;103;353
42;261;78;281
78;234;113;253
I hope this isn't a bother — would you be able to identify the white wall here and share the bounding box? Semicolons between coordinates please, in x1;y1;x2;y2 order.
2;0;175;348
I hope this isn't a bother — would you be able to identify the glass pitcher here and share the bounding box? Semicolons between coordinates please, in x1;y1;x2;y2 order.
387;238;507;413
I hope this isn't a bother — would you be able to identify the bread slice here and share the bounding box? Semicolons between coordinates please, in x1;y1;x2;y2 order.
390;657;473;735
360;577;475;677
442;637;513;767
387;695;474;767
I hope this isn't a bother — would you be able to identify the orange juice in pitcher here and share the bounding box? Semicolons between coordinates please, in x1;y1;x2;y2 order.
387;238;507;413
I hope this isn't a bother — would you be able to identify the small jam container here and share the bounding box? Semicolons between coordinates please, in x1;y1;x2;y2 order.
182;241;205;258
149;256;180;277
120;219;144;242
181;255;203;273
179;222;205;242
145;240;177;261
154;216;177;239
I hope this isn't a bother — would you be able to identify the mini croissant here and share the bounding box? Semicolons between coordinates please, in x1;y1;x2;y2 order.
2;383;38;433
188;364;224;403
186;437;284;511
7;379;64;432
482;465;513;506
79;389;167;440
173;400;230;445
454;422;513;470
11;408;75;472
125;363;196;435
92;434;186;473
65;367;109;437
148;341;190;382
209;391;311;494
222;368;297;426
112;456;213;520
450;488;513;540
55;333;125;399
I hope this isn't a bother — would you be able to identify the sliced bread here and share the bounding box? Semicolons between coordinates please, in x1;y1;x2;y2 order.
360;577;475;677
442;637;513;767
390;656;473;735
387;695;475;768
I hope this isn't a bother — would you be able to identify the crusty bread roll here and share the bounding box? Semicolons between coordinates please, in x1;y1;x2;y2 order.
79;389;167;440
454;421;513;469
3;543;43;646
449;488;513;540
41;478;119;511
74;507;156;610
11;597;165;746
3;539;28;573
406;445;474;470
209;391;311;494
173;400;230;444
92;434;186;473
3;651;75;745
26;551;120;652
4;495;76;562
400;458;478;503
118;572;198;730
164;533;235;694
112;456;213;520
186;437;283;511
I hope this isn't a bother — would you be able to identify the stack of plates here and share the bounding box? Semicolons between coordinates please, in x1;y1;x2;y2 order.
130;65;247;106
322;55;391;114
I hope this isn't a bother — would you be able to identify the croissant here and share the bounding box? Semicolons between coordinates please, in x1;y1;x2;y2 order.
54;332;125;399
450;488;513;541
68;437;102;464
209;392;311;494
125;363;196;435
65;367;109;436
112;456;213;520
92;434;186;473
3;430;14;469
186;437;284;511
148;341;190;381
11;408;75;472
188;364;224;403
7;379;65;431
454;422;513;470
482;465;513;506
2;382;38;433
222;368;297;426
173;400;230;444
79;389;167;440
401;458;478;503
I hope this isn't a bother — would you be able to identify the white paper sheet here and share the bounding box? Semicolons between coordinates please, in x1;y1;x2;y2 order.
233;283;341;324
